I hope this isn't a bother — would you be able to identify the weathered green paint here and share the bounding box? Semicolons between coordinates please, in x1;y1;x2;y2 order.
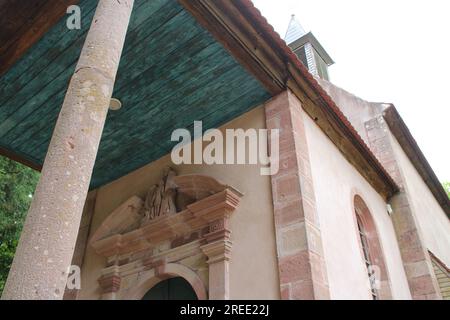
0;0;271;189
0;0;98;101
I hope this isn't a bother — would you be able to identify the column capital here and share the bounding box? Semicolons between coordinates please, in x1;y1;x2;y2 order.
201;239;233;264
98;274;122;295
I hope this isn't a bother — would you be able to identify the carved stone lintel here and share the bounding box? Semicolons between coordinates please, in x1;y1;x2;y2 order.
142;257;168;275
91;189;241;257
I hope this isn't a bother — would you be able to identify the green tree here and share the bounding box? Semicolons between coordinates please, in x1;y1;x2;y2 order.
0;156;39;295
443;182;450;199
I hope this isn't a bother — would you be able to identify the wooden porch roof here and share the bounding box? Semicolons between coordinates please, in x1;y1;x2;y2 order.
0;0;271;188
0;0;399;199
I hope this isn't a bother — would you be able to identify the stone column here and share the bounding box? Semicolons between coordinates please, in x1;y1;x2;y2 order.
365;115;442;300
201;219;233;300
2;0;134;300
63;190;97;300
265;90;330;300
193;189;241;300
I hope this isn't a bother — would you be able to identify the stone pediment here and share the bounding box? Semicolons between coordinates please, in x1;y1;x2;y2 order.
172;174;238;200
89;196;143;244
89;171;242;258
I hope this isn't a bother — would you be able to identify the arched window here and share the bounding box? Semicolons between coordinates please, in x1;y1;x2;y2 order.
354;195;392;300
356;214;379;299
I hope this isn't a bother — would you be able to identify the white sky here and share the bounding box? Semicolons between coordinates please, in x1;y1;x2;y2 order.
252;0;450;182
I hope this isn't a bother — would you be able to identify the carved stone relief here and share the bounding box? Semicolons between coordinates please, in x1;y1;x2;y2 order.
89;168;242;300
140;167;177;222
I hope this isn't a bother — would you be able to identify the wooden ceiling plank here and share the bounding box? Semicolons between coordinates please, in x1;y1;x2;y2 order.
203;0;287;84
0;0;47;44
179;0;283;96
0;0;79;76
2;1;172;145
98;13;217;140
2;0;198;164
94;48;239;164
0;40;83;137
95;76;267;186
0;0;97;106
9;15;204;153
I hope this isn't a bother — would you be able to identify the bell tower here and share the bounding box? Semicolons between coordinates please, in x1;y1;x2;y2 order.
285;15;334;80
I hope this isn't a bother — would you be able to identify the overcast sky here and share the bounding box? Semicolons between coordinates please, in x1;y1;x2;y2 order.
252;0;450;182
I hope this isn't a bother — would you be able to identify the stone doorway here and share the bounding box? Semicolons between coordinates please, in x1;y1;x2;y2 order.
142;277;198;300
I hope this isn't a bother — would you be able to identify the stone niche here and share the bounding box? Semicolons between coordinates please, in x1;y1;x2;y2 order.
89;168;242;300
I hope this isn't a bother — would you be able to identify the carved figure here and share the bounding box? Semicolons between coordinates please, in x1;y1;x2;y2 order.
141;167;177;221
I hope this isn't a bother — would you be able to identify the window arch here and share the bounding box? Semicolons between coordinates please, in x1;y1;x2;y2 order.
353;195;392;300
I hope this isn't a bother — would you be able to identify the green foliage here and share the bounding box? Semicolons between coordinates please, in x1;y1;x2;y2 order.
0;156;39;295
443;182;450;199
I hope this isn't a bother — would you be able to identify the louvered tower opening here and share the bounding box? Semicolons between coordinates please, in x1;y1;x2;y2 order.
284;15;334;81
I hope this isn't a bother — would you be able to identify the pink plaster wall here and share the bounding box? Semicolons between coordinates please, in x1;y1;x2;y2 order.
76;106;281;300
303;113;411;299
319;77;450;272
390;136;450;267
74;80;445;300
317;78;383;145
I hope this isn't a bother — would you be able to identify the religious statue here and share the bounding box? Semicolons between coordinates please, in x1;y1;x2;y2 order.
141;167;178;222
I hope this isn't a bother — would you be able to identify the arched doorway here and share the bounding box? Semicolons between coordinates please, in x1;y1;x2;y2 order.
122;263;207;300
142;277;198;300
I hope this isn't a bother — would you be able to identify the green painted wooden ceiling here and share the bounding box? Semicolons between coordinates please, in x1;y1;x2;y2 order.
0;0;271;188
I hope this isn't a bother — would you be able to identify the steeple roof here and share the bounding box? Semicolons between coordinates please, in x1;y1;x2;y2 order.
284;14;306;44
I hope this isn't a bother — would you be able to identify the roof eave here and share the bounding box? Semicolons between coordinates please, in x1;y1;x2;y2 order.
179;0;398;200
